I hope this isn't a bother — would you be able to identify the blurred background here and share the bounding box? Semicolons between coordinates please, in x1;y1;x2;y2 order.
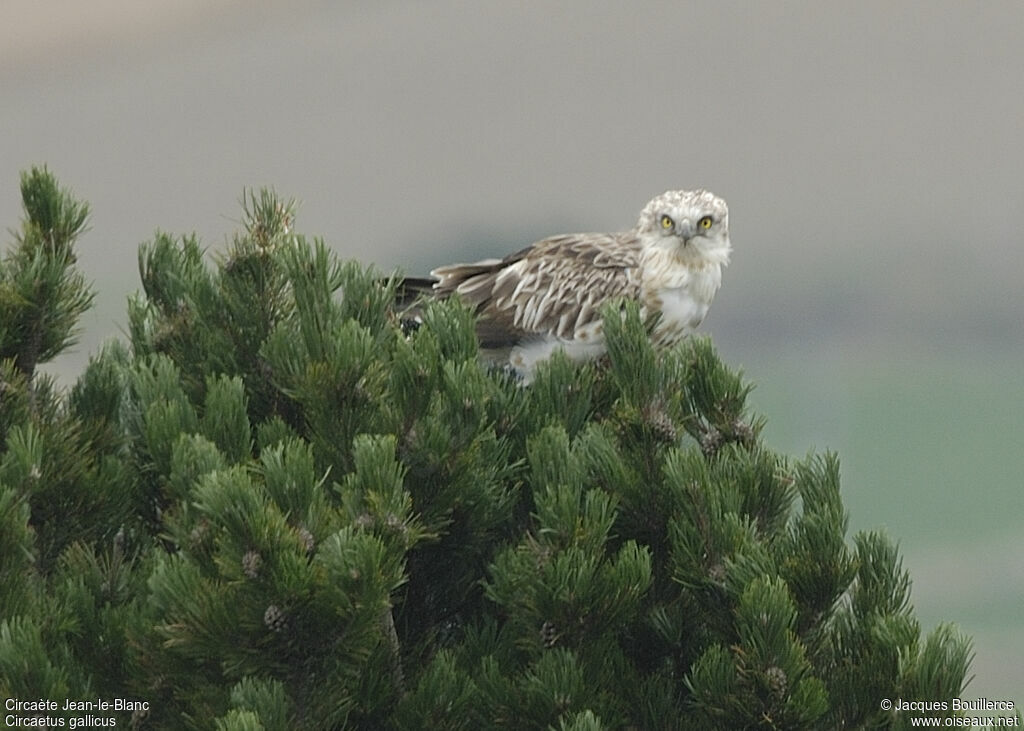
3;0;1021;702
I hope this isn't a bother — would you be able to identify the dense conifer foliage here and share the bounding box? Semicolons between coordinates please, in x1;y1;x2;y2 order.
0;170;982;729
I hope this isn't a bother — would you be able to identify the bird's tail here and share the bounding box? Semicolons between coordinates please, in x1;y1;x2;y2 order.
391;277;441;335
393;276;437;312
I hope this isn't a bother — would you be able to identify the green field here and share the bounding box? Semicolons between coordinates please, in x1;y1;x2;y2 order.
732;345;1024;703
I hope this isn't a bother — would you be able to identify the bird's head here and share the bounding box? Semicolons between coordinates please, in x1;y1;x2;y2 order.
635;189;731;266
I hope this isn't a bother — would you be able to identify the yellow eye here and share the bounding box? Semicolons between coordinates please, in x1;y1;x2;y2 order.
698;215;713;230
660;214;674;230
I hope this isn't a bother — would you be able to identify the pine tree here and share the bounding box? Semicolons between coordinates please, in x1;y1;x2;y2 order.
0;170;1003;730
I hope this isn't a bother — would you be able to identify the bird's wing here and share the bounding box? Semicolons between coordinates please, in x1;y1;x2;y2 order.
431;232;642;348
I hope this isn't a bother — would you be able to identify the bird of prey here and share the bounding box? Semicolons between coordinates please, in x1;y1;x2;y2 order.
399;189;731;383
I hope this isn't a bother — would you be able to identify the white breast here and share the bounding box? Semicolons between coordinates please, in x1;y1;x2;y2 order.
645;264;723;345
659;285;710;330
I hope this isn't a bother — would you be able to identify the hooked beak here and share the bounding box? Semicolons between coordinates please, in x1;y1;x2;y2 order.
677;219;695;244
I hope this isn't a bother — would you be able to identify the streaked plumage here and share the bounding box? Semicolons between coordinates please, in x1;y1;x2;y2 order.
401;189;731;382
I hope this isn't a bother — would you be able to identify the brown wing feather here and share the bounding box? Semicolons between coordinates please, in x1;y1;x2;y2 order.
430;232;642;348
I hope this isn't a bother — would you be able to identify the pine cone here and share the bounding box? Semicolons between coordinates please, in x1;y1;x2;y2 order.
731;419;755;446
297;526;315;555
263;604;287;633
355;513;374;529
700;426;723;457
540;620;559;648
188;520;211;552
242;549;263;579
765;665;788;697
642;400;677;443
648;410;677;443
708;562;726;584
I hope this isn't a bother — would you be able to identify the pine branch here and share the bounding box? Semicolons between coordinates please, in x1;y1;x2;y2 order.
2;167;94;382
383;605;406;697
